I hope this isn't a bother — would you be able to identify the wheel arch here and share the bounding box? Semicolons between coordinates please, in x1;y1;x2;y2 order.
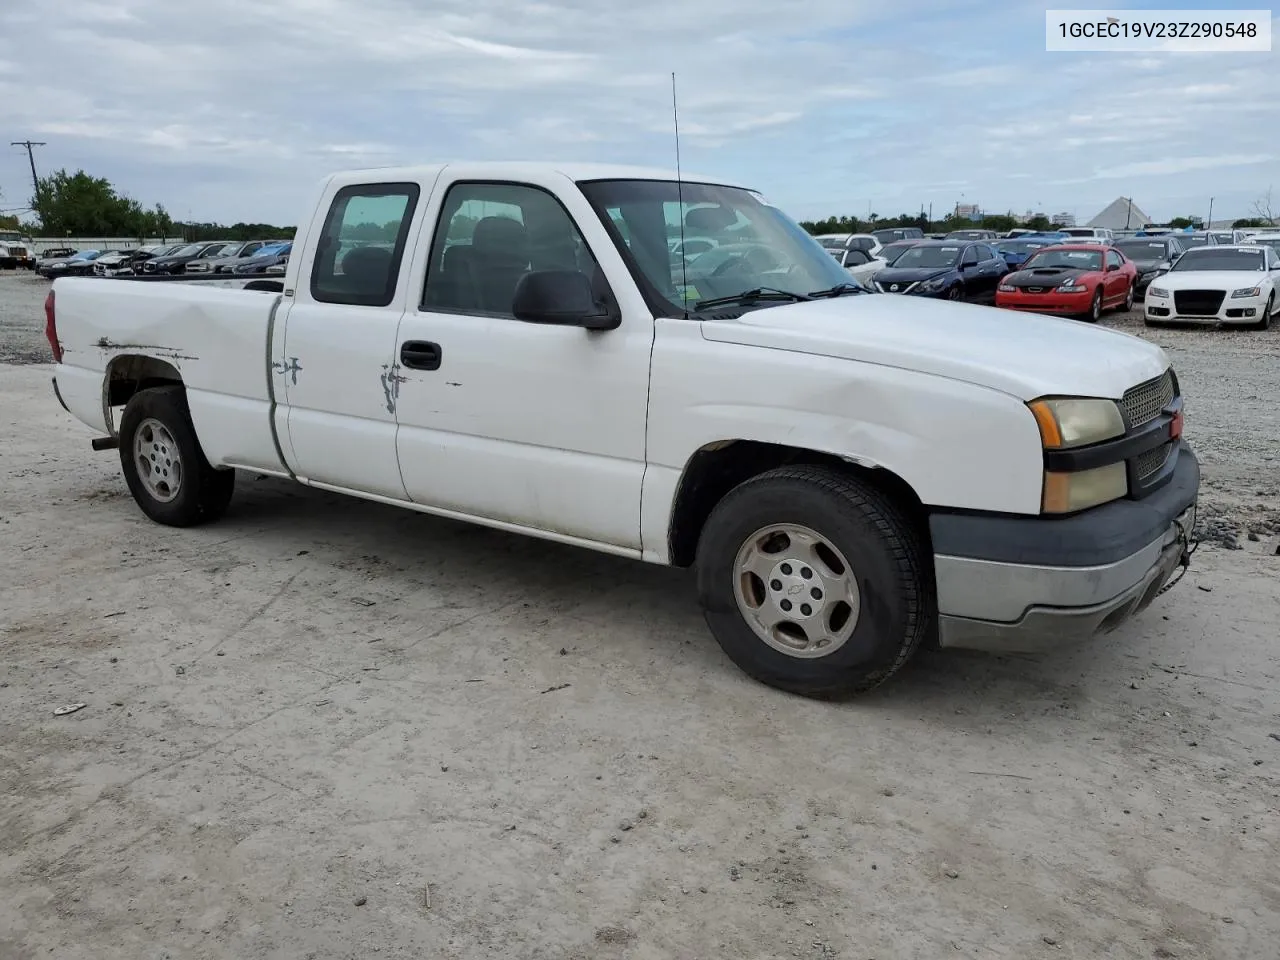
103;354;185;436
666;439;930;569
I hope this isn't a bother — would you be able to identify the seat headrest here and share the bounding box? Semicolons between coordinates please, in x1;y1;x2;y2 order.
472;216;528;253
341;246;393;292
684;206;736;233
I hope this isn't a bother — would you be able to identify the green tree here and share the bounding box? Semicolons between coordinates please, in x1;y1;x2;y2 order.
976;214;1017;233
1024;215;1053;232
1168;216;1200;228
32;169;145;235
1232;217;1270;228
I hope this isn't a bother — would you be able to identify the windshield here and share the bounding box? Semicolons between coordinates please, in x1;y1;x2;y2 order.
172;244;204;257
816;237;847;249
1247;237;1280;252
1171;248;1264;271
892;245;962;268
1176;235;1209;248
578;180;855;315
881;241;918;264
71;250;101;260
946;231;984;240
1210;232;1234;243
995;240;1049;256
1115;241;1170;259
1024;249;1103;270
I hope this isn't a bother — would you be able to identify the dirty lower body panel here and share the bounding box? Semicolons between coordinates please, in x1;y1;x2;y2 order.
929;444;1200;652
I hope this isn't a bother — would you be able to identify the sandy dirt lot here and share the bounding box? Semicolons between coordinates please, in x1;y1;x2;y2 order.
1;271;1278;959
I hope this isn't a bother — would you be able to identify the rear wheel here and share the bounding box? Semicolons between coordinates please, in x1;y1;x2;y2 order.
695;465;933;698
119;386;235;526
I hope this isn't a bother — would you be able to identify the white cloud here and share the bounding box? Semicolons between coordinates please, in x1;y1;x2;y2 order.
0;0;1277;225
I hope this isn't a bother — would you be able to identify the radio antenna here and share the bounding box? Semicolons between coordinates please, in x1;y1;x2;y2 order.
672;71;689;318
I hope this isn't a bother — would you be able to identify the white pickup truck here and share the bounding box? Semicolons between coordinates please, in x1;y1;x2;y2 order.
46;162;1199;697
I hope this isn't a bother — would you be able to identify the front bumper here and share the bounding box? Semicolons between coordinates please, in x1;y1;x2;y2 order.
996;288;1093;314
1145;290;1265;325
931;443;1199;652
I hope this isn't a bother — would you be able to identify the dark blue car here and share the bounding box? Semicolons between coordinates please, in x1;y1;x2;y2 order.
871;239;1008;302
993;238;1056;270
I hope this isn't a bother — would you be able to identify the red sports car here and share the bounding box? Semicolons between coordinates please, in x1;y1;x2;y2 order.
995;243;1137;321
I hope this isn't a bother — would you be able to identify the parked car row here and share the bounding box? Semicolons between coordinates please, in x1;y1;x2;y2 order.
30;239;293;280
814;230;1277;330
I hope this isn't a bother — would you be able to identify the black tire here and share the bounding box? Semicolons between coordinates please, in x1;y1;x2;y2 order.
695;465;934;698
118;385;235;526
1254;293;1273;331
946;285;962;301
1119;282;1134;313
1082;288;1102;322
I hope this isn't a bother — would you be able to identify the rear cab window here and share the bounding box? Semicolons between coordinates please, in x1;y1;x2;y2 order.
311;182;421;307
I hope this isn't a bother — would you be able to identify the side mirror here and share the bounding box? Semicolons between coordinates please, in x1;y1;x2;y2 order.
1105;263;1116;272
512;270;619;330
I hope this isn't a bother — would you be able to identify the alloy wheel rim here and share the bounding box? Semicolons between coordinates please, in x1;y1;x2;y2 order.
732;523;861;659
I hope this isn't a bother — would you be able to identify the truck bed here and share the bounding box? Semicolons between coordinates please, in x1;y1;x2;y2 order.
52;276;287;474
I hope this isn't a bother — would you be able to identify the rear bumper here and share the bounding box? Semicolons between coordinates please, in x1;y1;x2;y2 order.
930;443;1199;652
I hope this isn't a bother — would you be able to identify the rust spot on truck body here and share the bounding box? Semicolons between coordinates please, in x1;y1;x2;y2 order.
94;337;196;361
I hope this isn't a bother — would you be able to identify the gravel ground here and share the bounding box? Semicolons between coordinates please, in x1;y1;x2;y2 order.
0;270;52;365
2;272;1278;959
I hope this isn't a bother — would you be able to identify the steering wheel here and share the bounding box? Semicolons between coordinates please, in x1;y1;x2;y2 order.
710;243;772;277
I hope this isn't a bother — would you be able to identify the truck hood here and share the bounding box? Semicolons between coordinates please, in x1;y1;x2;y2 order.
699;294;1169;402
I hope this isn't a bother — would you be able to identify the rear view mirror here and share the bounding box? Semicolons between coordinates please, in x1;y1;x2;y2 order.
512;270;619;330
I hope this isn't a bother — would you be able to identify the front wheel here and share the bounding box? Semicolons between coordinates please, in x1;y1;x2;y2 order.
119;385;235;526
946;285;962;301
1120;282;1134;313
695;466;934;698
1254;293;1274;331
1083;288;1102;322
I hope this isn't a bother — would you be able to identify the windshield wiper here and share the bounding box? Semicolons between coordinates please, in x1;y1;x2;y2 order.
807;282;867;298
693;287;812;311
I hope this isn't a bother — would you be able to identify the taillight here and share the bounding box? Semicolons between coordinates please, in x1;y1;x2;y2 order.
44;289;62;363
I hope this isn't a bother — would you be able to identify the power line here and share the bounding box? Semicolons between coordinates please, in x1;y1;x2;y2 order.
10;140;46;205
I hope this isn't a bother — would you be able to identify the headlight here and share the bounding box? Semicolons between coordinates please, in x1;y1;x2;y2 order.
1042;463;1128;514
918;277;946;292
1058;281;1086;292
1028;397;1126;449
1230;286;1260;298
1148;286;1169;298
998;282;1014;292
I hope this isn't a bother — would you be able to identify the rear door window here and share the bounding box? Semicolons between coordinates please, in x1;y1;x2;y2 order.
311;182;420;307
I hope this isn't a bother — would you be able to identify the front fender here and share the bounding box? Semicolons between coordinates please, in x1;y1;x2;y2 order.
639;326;1045;563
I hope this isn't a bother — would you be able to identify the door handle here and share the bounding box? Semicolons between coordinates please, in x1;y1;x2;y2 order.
400;340;442;371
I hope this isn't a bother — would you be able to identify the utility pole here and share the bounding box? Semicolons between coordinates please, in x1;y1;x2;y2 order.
1207;196;1214;229
10;140;46;207
1124;196;1133;230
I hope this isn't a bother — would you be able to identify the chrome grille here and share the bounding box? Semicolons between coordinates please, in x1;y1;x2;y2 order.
1134;442;1172;480
1120;370;1175;428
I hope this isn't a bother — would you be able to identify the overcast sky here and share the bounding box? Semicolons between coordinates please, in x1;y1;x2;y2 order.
1;0;1277;228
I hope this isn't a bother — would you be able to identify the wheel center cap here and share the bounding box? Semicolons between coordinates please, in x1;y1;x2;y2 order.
767;558;825;619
